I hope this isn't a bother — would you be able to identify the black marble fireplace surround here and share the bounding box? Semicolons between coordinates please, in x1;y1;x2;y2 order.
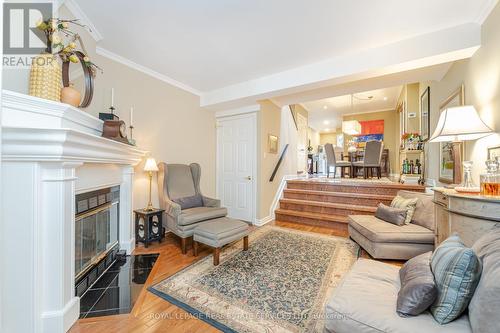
79;253;159;318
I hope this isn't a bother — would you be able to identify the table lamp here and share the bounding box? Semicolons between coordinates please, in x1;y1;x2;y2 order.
429;105;494;189
144;157;159;211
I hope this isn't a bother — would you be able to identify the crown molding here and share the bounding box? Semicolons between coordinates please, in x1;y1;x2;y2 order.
474;0;499;24
96;46;202;96
62;0;104;42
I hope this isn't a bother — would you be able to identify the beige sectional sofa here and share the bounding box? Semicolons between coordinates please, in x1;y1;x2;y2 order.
324;258;472;333
325;228;500;333
348;190;435;260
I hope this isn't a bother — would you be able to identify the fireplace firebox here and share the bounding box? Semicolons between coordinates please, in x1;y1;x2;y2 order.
75;186;120;296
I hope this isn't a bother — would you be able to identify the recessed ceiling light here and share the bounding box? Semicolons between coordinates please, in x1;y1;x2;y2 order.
323;105;328;110
324;128;330;132
383;97;388;101
323;120;330;125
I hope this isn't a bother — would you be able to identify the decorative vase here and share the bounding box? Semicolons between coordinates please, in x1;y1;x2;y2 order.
29;53;62;102
61;84;81;107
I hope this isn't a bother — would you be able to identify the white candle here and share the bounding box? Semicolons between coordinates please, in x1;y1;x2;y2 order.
130;107;134;126
110;88;114;107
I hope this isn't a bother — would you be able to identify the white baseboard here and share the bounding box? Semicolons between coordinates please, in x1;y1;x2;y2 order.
41;296;80;333
269;174;296;218
255;215;273;226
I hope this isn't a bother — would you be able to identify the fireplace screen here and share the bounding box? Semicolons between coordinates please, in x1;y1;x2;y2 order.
75;186;120;279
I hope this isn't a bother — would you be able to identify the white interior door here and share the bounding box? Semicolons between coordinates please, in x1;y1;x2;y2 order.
216;113;256;222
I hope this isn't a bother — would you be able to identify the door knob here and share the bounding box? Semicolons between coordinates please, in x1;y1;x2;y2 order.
246;176;252;180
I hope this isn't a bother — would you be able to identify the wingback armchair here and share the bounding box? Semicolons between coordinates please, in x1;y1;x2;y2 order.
157;163;227;254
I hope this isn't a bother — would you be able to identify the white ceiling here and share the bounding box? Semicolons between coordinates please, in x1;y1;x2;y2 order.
73;0;494;93
304;86;402;133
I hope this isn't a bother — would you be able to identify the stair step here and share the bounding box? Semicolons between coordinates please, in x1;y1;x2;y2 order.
279;198;376;216
274;209;349;232
286;179;425;195
275;208;349;224
283;189;394;206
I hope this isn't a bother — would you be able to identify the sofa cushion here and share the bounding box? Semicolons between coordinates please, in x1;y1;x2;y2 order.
349;215;435;244
173;194;203;210
178;206;227;226
397;252;437;317
375;203;407;226
430;234;482;325
398;190;435;231
391;195;419;224
324;258;472;333
469;227;500;333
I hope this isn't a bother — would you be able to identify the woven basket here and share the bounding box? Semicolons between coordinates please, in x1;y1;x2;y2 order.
29;53;62;102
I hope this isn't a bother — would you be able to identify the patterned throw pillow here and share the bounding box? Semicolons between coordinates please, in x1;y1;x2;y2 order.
390;195;418;224
430;234;482;324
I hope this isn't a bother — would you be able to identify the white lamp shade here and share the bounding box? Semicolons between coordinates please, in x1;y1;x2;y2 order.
429;105;493;142
342;120;361;135
144;158;159;172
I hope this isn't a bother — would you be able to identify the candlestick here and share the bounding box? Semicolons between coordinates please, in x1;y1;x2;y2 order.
130;107;134;126
129;125;136;146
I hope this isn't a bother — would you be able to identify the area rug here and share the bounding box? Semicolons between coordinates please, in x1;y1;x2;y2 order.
149;226;360;333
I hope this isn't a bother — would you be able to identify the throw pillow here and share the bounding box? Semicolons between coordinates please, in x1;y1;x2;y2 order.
172;194;203;210
375;203;407;226
390;195;418;224
397;251;437;317
430;234;482;324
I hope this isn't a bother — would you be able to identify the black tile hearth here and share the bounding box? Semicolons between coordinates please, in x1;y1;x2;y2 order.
79;253;159;319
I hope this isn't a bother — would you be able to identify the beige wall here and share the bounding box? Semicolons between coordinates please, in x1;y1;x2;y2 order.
343;110;398;174
320;132;337;146
4;5;217;210
257;100;283;219
424;2;500;184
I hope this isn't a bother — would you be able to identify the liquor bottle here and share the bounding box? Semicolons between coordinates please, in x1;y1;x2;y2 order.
402;159;407;174
415;159;421;174
480;160;500;196
410;160;414;174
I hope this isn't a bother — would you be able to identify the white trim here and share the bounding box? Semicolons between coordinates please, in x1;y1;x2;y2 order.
216;112;258;224
96;47;202;96
474;0;499;24
63;0;104;42
255;215;273;226
269;175;296;219
40;296;79;333
215;104;260;118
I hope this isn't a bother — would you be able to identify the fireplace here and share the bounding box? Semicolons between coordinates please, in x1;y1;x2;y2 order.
75;186;120;296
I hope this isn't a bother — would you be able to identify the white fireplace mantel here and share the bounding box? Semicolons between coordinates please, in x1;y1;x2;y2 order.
1;90;147;333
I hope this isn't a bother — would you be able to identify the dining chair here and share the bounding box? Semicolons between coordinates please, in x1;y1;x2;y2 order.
325;143;352;178
352;141;384;179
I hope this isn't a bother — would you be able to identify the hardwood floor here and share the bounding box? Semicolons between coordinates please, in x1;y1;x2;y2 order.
69;221;403;333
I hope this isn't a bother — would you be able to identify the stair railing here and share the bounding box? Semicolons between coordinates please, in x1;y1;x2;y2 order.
269;144;289;182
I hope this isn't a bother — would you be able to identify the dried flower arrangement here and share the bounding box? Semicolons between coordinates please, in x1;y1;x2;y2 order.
36;18;102;76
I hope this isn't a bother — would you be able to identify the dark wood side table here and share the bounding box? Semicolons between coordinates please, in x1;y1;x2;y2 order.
134;208;165;248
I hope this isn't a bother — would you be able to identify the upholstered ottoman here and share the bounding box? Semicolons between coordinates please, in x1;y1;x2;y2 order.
193;217;250;265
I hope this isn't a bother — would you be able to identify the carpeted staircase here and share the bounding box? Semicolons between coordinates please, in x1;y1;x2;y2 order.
275;179;425;231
